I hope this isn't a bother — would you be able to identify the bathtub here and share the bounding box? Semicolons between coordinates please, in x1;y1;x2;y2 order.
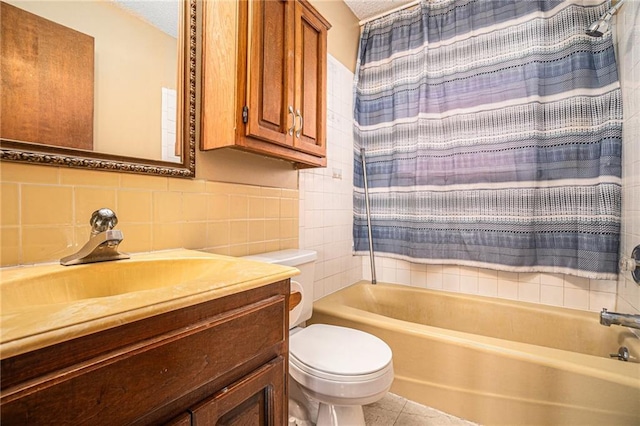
308;282;640;425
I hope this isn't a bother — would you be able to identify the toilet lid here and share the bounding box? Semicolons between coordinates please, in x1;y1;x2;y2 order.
290;324;392;376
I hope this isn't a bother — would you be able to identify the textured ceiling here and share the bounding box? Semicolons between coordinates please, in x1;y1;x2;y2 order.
113;0;179;38
343;0;415;21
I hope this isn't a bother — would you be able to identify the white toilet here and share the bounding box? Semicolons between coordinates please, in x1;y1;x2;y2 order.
244;249;393;426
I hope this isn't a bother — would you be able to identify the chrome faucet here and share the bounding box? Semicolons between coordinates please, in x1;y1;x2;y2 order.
600;308;640;330
60;208;130;266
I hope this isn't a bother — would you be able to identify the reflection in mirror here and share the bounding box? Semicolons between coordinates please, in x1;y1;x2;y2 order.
0;0;195;177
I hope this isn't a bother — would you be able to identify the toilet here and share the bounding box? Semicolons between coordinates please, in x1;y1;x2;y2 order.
243;249;393;426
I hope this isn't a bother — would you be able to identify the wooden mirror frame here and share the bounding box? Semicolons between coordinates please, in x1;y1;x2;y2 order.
0;0;196;178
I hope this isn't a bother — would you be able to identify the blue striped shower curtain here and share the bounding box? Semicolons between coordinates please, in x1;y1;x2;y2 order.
353;0;622;279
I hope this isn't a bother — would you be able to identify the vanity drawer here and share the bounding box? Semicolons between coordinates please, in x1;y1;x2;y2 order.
1;282;288;425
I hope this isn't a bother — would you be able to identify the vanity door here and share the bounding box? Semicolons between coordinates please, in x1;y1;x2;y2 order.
190;357;286;425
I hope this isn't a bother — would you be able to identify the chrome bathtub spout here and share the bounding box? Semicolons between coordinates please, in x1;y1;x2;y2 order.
600;308;640;330
60;208;130;266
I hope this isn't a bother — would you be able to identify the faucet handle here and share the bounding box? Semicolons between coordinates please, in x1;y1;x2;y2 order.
90;208;118;235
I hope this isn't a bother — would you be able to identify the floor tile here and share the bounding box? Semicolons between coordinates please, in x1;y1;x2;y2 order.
363;393;406;425
363;393;477;426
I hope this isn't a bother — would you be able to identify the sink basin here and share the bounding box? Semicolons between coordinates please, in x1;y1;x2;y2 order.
1;249;298;358
3;256;240;312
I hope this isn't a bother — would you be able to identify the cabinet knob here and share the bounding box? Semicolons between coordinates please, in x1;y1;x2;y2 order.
288;106;295;136
295;109;303;138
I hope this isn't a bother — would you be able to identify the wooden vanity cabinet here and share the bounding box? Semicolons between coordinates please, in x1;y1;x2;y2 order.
201;0;330;168
0;280;290;425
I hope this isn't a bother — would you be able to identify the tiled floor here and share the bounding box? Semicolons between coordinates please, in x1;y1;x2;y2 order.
363;393;477;426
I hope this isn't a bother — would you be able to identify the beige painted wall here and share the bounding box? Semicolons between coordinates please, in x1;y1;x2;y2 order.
6;0;177;161
309;0;360;73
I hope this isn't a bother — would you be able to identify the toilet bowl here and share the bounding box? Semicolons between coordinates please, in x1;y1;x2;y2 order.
243;249;394;426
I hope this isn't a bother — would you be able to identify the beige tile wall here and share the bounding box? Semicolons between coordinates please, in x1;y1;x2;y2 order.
0;162;298;267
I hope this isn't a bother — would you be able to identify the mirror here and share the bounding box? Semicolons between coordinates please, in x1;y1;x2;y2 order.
0;0;195;178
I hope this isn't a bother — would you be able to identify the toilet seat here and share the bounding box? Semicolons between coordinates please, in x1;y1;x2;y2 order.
289;325;394;408
290;324;392;381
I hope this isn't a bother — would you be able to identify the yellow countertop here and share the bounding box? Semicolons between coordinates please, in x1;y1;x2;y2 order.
0;249;298;359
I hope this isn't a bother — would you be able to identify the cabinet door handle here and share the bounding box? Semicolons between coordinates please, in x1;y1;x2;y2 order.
295;109;303;138
288;106;295;136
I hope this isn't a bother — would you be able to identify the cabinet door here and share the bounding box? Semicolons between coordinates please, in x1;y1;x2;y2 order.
190;357;286;426
246;0;295;147
293;1;328;157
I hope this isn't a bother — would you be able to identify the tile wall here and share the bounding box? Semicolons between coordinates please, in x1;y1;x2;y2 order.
0;162;299;267
299;55;361;301
616;1;640;314
362;259;617;312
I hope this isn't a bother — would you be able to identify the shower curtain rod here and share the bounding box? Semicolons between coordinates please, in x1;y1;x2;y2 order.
359;0;421;26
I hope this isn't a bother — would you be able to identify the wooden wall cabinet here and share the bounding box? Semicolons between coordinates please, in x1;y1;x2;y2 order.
0;281;289;425
202;0;330;168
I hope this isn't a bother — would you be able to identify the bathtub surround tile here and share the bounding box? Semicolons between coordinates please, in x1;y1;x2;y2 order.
518;282;540;303
458;266;478;277
539;273;565;287
540;285;564;307
563;287;590;311
459;276;479;294
497;278;518;300
616;2;640;314
589;290;616;311
425;270;444;290
382;266;397;284
477;277;498;297
411;269;428;288
362;255;630;312
442;273;461;293
563;275;590;290
477;267;498;279
518;272;540;284
589;279;618;293
397;267;411;286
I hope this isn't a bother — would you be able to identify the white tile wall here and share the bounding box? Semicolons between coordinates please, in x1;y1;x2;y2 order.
616;1;640;313
299;55;361;301
362;259;618;312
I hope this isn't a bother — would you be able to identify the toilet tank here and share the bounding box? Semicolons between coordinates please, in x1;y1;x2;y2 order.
242;249;317;327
